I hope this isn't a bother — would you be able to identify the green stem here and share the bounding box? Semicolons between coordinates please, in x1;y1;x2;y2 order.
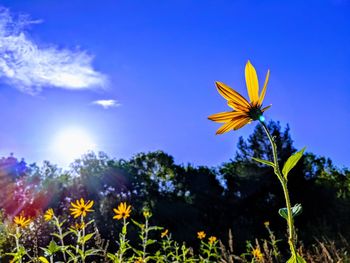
15;227;22;263
81;215;86;263
118;218;127;263
75;228;80;261
54;216;67;262
260;121;297;257
142;217;149;261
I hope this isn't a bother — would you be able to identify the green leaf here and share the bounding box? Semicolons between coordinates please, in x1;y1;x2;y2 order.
122;224;127;235
282;147;306;179
278;204;303;220
82;233;95;244
148;226;163;231
65;249;76;260
38;257;50;263
286;254;307;263
252;157;275;167
107;253;118;260
51;232;69;239
84;248;100;257
58;219;66;228
77;248;84;258
85;219;95;227
61;231;70;239
40;248;50;256
131;219;144;229
146;239;157;246
47;240;60;254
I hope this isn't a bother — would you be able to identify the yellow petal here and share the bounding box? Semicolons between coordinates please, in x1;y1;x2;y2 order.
233;118;250;130
227;100;249;112
113;214;122;220
261;105;271;112
245;60;259;104
215;116;246;134
86;200;94;209
216;120;237;134
258;69;270;105
208;111;244;123
215;82;250;108
70;202;80;209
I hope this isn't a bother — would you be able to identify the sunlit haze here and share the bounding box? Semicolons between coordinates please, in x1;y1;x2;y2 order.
51;127;97;167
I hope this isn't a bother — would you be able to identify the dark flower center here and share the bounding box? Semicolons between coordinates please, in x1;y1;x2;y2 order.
248;106;263;121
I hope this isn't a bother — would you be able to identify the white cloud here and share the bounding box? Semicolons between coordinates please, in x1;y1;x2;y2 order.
92;99;121;109
0;7;107;94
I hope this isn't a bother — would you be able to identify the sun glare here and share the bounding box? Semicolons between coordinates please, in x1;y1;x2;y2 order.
52;127;97;166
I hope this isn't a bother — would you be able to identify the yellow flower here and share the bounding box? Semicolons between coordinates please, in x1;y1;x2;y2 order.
264;221;270;227
208;60;271;134
69;198;94;218
14;215;31;228
252;248;264;261
208;236;217;245
197;231;206;239
143;211;151;218
44;208;54;221
161;229;169;238
113;202;132;220
70;222;85;231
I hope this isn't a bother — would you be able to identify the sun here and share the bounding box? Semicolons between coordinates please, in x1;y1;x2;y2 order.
51;127;97;166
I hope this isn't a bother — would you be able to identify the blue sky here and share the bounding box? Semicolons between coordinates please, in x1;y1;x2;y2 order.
0;0;349;168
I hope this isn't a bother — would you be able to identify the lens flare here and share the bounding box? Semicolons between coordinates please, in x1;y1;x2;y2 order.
51;127;97;166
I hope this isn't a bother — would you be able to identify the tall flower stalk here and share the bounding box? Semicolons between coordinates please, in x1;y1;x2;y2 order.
107;202;132;263
208;60;306;262
8;215;32;263
14;227;23;263
44;208;67;262
258;120;303;261
68;198;97;262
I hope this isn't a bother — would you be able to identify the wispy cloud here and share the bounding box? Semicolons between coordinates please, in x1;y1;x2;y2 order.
92;99;121;109
0;7;107;94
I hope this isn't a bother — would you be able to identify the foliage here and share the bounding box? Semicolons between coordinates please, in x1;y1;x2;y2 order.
0;121;349;261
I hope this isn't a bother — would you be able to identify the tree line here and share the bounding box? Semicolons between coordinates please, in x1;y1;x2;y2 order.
0;121;349;253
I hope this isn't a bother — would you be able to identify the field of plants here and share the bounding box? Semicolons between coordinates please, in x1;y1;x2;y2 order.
0;62;349;262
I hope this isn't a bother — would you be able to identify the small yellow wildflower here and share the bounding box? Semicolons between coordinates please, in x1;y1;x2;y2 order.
113;202;132;220
208;236;217;245
14;215;31;228
208;60;271;134
161;229;169;238
197;231;206;239
69;198;94;218
264;221;270;227
143;211;151;218
252;248;264;261
70;222;85;231
44;208;54;221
